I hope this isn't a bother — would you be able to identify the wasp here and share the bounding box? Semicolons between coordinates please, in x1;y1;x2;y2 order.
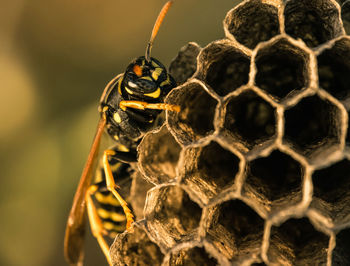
64;1;179;265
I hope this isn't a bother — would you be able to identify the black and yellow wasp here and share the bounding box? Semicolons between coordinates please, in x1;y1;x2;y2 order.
64;1;179;265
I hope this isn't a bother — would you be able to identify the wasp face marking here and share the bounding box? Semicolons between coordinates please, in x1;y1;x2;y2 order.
124;86;134;95
144;87;161;98
127;81;138;89
132;64;143;77
141;76;153;81
151;67;163;81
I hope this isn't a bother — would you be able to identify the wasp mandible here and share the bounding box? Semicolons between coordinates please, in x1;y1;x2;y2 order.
64;1;179;265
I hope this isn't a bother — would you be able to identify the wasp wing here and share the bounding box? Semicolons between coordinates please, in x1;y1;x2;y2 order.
64;117;106;265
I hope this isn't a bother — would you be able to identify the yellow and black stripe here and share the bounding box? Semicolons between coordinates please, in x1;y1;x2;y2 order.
91;158;133;237
93;187;126;237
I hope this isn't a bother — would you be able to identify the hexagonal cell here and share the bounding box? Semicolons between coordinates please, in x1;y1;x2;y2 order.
207;199;264;261
166;81;217;145
284;0;343;48
284;95;342;160
110;223;164;266
332;228;350;265
223;90;276;150
311;159;350;223
169;42;201;85
138;125;181;184
224;0;280;49
167;246;218;266
268;218;329;265
181;141;240;204
317;38;350;101
242;150;303;210
197;40;250;96
254;38;310;101
145;185;202;249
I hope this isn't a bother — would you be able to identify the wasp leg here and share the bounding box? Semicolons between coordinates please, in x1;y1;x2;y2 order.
85;185;112;266
103;149;134;230
119;100;180;113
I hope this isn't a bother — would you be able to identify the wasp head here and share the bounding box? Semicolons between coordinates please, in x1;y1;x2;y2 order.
122;56;175;100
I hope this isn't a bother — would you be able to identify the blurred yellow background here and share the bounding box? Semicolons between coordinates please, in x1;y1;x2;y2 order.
0;0;239;265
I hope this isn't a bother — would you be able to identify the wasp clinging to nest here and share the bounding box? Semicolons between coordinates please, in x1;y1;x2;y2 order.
64;1;179;265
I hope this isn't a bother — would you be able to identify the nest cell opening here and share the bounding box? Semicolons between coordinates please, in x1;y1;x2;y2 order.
208;199;264;260
284;0;343;48
332;228;350;265
268;218;329;265
244;150;303;206
201;45;250;97
255;38;309;100
317;38;350;101
312;159;350;222
167;82;217;145
138;126;181;184
284;95;342;159
225;0;280;49
147;186;202;242
168;247;218;266
110;225;164;266
224;90;276;149
182;141;240;203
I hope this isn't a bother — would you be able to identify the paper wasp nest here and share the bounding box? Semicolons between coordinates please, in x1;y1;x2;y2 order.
111;0;350;265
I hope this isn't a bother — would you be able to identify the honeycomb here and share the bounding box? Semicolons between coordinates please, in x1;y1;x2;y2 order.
110;0;350;265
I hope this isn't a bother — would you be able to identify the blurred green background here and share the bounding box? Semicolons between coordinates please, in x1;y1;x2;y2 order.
0;0;239;265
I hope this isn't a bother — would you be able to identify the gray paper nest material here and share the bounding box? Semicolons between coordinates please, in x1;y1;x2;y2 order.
111;0;350;265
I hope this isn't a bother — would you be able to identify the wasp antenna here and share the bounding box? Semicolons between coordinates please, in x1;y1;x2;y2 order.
145;0;174;62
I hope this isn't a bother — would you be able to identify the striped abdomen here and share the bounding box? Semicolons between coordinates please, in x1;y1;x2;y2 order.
92;161;133;237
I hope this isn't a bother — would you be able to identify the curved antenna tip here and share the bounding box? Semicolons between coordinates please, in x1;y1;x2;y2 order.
145;1;174;61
